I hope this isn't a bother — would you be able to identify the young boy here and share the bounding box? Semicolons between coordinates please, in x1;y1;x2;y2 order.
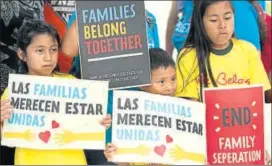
104;48;176;165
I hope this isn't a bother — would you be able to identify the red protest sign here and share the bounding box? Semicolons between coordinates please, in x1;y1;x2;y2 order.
204;85;265;165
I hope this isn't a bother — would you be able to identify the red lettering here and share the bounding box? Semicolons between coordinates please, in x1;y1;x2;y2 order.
92;41;100;55
128;36;134;49
120;37;128;50
107;39;113;52
134;34;143;49
84;41;92;55
100;40;106;53
112;38;119;51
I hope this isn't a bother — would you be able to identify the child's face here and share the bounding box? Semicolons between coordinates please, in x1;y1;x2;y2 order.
203;1;234;49
19;34;59;76
141;66;176;96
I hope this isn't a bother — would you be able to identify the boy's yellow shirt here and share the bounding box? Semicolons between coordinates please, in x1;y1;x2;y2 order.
176;39;271;100
1;72;87;165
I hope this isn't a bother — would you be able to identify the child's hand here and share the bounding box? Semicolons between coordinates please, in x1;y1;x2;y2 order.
104;143;129;165
100;114;112;129
104;143;117;161
1;99;13;123
265;150;271;165
205;159;210;165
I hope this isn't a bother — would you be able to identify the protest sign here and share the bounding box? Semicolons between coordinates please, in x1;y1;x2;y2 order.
111;90;206;165
264;104;271;160
76;1;151;89
1;74;108;150
204;85;265;165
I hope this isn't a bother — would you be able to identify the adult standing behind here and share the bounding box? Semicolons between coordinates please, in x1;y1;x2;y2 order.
0;1;44;164
46;0;75;24
166;0;267;57
165;1;194;57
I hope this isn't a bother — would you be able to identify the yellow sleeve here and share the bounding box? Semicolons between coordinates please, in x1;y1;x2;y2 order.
175;49;199;100
1;88;8;100
246;42;271;91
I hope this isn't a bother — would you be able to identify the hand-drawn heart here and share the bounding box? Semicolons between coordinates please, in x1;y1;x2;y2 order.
52;120;60;129
39;131;51;143
154;145;166;157
166;135;173;143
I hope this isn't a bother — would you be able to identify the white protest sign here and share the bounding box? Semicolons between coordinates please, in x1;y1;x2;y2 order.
111;90;206;165
1;74;108;150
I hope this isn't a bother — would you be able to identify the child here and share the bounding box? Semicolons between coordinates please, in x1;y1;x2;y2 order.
175;0;271;102
175;0;271;164
166;0;267;57
0;20;111;165
104;48;177;165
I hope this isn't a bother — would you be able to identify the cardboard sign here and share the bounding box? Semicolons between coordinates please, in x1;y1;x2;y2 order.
111;90;206;165
76;1;151;89
1;74;108;150
204;85;265;165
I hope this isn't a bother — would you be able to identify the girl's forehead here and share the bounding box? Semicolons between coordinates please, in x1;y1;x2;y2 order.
30;34;58;46
205;1;232;14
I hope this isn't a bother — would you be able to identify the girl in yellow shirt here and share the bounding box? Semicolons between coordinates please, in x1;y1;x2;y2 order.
175;1;271;103
0;20;111;165
175;1;271;165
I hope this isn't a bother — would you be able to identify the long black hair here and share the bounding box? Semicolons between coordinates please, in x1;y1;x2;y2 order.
177;0;234;101
17;20;61;74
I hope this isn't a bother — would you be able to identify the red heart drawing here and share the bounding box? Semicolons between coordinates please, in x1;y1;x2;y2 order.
166;135;173;143
39;131;51;143
154;145;166;157
52;120;60;129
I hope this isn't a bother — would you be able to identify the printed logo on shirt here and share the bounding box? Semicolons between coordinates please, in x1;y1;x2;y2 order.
174;13;192;34
195;72;251;86
175;21;190;34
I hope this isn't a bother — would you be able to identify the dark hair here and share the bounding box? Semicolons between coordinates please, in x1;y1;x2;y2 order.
17;20;61;74
149;48;175;70
177;0;234;101
248;0;267;51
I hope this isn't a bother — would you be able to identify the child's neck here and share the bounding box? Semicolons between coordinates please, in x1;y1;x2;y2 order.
27;72;54;77
212;41;230;50
211;40;233;56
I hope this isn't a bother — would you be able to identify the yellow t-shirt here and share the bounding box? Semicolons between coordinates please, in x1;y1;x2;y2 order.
1;72;87;165
176;39;271;100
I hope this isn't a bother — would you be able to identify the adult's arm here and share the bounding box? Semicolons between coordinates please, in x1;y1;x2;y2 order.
165;1;178;57
61;12;79;57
